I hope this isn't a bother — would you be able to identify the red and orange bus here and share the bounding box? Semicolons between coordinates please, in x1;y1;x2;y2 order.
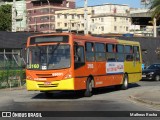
26;33;142;97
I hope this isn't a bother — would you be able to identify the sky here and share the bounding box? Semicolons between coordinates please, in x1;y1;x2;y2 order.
76;0;144;8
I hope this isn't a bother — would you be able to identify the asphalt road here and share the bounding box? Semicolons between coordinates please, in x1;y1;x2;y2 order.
0;80;160;120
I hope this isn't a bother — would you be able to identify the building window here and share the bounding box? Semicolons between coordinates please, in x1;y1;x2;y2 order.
57;14;62;18
40;16;49;21
101;18;104;22
51;16;54;20
92;19;94;23
77;15;80;19
91;10;95;15
114;17;116;22
41;8;49;13
114;26;117;31
51;9;54;13
72;23;74;27
28;10;31;14
64;14;67;19
51;25;55;29
72;15;74;19
64;23;67;27
101;27;104;31
57;22;60;27
126;27;128;31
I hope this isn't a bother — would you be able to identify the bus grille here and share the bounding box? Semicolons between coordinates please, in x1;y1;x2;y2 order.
38;83;58;87
36;74;53;78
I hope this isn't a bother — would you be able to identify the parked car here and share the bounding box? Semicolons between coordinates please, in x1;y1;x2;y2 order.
142;64;160;81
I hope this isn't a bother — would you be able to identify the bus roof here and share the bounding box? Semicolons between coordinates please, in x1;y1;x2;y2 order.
28;33;140;45
117;39;140;46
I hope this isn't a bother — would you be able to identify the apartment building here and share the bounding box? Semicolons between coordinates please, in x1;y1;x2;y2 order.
26;0;75;33
55;3;131;35
55;7;92;33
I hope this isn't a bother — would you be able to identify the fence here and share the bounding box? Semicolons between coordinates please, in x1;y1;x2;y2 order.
0;51;26;89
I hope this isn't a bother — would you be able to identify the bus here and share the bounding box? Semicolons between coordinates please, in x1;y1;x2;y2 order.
26;33;142;97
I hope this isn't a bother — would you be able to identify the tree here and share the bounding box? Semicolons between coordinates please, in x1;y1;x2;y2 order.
150;0;160;20
0;4;12;31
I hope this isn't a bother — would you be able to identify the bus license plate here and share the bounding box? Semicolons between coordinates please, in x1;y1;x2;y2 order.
44;82;51;85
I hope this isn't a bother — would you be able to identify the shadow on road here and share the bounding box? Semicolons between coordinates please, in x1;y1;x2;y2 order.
32;91;85;99
32;83;141;99
93;83;140;96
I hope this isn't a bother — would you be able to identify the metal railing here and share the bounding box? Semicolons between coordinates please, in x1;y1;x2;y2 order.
0;54;26;89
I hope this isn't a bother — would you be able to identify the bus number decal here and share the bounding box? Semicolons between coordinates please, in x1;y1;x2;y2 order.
52;73;63;76
87;64;94;69
29;64;39;69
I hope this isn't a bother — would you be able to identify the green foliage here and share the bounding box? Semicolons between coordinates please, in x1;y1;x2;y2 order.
0;69;26;88
150;0;160;20
0;4;12;31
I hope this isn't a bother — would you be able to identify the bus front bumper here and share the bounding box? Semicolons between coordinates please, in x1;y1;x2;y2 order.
26;78;75;91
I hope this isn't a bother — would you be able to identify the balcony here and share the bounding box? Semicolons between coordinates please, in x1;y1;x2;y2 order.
31;0;63;4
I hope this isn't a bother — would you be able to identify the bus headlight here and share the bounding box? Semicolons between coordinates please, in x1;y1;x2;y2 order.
26;75;34;80
64;74;72;79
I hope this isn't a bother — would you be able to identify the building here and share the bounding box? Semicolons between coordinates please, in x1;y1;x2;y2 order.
12;0;27;32
130;8;160;37
55;3;131;35
26;0;75;33
55;7;92;33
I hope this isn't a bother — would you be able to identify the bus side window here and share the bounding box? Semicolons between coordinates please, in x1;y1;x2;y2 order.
74;44;85;69
85;42;95;62
95;43;106;61
125;45;133;61
133;46;140;61
116;44;124;62
76;47;85;63
106;44;116;62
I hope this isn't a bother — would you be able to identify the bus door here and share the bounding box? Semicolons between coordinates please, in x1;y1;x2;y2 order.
133;46;142;82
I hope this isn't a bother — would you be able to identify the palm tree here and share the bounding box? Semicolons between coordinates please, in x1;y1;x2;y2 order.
150;0;160;20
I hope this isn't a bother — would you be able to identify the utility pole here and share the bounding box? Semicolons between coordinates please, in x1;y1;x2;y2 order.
84;0;88;35
12;0;16;32
47;0;51;33
153;17;157;37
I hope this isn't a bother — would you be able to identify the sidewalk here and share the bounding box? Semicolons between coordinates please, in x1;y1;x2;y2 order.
129;88;160;106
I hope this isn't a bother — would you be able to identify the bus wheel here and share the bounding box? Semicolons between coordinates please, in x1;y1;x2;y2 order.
115;74;128;90
121;74;128;90
44;92;53;98
84;78;93;97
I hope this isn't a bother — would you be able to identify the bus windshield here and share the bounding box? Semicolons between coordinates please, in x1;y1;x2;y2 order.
27;44;71;70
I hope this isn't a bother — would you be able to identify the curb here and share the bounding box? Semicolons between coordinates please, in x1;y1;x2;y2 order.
129;95;160;106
